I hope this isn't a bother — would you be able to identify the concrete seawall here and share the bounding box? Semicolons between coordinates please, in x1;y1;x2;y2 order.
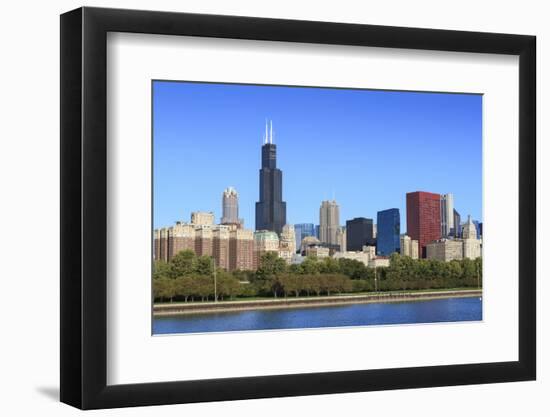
153;289;482;317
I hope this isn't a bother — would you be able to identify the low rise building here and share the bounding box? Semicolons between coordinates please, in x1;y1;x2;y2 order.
369;257;390;268
400;235;419;259
300;235;321;255
426;239;463;262
333;245;384;267
306;245;330;258
191;211;215;226
333;250;372;266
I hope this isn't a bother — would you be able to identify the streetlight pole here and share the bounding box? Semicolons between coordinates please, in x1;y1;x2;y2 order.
212;257;217;303
477;261;480;290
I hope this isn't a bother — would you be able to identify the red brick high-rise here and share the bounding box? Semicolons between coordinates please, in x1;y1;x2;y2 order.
406;191;441;258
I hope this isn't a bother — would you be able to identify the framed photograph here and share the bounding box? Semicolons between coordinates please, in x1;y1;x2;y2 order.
60;6;536;409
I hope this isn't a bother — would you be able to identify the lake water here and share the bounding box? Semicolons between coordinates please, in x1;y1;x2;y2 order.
153;296;482;335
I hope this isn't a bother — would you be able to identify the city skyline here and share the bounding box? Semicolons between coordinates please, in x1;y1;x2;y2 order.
153;81;482;230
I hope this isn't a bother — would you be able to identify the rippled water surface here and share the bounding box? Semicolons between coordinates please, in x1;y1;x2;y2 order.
153;296;482;335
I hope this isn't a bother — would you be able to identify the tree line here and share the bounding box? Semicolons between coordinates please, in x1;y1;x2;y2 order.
153;250;482;303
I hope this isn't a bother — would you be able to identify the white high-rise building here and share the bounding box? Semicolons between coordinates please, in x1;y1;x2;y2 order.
319;200;340;246
462;215;481;259
440;193;454;237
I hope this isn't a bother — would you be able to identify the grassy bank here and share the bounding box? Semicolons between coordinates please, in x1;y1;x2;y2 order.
153;288;482;317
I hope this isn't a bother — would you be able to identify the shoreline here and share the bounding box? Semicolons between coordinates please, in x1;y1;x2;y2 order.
153;289;482;317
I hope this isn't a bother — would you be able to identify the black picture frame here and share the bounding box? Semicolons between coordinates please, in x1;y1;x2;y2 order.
60;6;536;410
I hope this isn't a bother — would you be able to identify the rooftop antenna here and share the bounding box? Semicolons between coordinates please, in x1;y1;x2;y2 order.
264;119;268;144
270;120;273;144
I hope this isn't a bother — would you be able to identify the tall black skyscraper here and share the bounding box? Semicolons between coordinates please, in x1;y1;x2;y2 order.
346;217;375;252
255;121;286;235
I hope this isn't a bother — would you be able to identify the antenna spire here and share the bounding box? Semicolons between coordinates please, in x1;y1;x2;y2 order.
270;120;273;144
264;119;268;144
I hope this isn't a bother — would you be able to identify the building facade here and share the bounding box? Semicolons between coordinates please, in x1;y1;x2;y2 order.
153;214;254;271
452;209;462;237
333;250;371;266
300;236;321;255
376;208;400;256
191;211;214;226
279;224;297;264
346;217;374;252
253;230;280;268
406;191;441;258
154;224;255;271
305;245;330;258
294;223;316;252
440;193;454;237
255;121;287;235
400;234;419;259
221;186;241;225
319;200;340;246
462;215;482;259
462;215;477;239
336;226;347;253
426;239;463;261
228;229;255;271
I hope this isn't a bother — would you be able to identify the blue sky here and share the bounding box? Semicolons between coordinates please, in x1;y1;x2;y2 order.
153;81;482;230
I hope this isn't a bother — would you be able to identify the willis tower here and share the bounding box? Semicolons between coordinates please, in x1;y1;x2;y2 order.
255;120;286;235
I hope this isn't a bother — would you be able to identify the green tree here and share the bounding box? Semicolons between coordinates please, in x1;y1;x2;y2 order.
319;257;341;274
301;274;318;296
196;255;215;276
338;258;368;279
195;275;214;302
153;277;175;302
217;272;241;301
153;260;171;280
173;276;197;302
299;257;320;275
267;276;283;298
169;250;197;278
279;273;302;297
256;252;287;280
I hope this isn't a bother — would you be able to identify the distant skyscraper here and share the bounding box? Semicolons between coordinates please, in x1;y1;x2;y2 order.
472;220;481;239
452;209;462;237
336;226;347;252
406;191;441;258
315;225;320;239
255;120;286;235
221;186;240;225
377;208;400;256
319;200;340;246
294;223;315;252
346;217;374;252
440;193;454;237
